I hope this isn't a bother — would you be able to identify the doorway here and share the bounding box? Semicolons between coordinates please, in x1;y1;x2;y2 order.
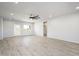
43;21;47;36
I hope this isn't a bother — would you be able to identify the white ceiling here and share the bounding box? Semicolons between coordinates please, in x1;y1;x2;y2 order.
0;2;79;22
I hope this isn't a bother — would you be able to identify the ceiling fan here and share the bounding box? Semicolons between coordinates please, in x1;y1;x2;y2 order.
29;14;40;20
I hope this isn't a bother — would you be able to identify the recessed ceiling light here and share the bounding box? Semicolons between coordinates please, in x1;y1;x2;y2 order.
76;6;79;10
10;13;14;16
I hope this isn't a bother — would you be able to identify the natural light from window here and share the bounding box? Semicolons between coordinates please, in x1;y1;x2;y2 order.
23;25;30;29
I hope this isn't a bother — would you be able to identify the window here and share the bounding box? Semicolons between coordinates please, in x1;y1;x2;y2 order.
23;25;30;29
23;24;31;32
14;24;21;35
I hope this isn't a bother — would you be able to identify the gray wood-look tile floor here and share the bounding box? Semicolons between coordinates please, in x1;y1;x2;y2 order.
0;36;79;56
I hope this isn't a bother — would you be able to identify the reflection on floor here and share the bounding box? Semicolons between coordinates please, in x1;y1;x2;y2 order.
0;36;79;56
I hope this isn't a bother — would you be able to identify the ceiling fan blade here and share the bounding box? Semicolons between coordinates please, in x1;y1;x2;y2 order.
29;15;40;19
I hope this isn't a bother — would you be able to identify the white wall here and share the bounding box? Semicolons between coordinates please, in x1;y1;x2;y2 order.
3;17;34;38
34;21;43;36
3;19;14;38
0;17;3;40
47;12;79;43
